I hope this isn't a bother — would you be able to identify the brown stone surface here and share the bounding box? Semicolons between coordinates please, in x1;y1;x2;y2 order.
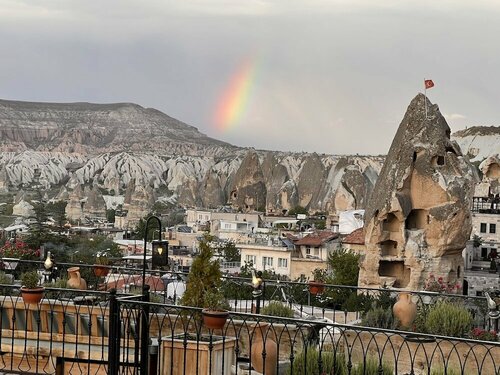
358;94;476;291
229;150;267;212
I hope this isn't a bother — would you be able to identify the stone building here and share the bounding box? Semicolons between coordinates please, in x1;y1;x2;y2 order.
358;94;476;291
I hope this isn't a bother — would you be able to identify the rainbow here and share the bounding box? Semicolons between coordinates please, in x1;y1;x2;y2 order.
213;57;256;131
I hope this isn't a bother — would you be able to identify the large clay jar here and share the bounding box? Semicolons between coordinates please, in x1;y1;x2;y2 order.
67;267;87;290
250;323;277;375
393;292;417;328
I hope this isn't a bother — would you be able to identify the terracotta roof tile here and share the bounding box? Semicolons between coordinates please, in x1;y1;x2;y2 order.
343;227;365;245
294;231;338;246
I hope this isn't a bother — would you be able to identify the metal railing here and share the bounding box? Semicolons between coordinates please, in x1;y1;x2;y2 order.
2;259;492;327
0;259;497;374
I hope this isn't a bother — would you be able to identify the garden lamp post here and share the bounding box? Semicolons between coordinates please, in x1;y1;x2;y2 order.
140;215;163;375
142;216;163;290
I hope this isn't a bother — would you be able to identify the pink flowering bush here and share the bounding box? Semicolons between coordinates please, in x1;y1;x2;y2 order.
424;274;461;293
470;328;497;342
0;240;40;260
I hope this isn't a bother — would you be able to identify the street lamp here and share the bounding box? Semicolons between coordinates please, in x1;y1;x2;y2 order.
140;215;164;375
152;239;169;268
142;216;164;290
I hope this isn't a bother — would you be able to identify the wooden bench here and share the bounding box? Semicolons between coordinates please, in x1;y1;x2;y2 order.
0;296;139;374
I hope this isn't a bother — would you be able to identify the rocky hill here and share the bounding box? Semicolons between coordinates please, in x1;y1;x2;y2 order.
0;99;233;155
0;98;497;228
452;126;500;162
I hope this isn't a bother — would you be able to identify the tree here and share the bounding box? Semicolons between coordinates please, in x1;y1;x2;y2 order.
132;213;160;240
216;240;240;262
181;234;223;308
288;206;308;216
46;201;67;233
106;209;116;223
328;248;360;286
472;234;483;249
25;202;53;249
321;248;361;310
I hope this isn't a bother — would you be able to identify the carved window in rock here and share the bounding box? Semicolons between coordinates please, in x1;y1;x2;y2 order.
431;155;445;167
383;213;399;232
378;260;411;288
405;209;428;230
445;146;457;155
380;240;398;257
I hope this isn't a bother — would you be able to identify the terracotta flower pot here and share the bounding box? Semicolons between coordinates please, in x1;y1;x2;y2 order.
21;287;45;304
250;322;278;375
308;281;325;295
202;309;229;330
393;292;417;328
93;265;110;277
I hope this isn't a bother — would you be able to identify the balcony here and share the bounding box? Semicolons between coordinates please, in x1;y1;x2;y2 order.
0;260;498;374
472;197;500;214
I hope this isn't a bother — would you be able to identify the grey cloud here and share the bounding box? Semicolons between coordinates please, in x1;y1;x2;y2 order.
0;0;499;155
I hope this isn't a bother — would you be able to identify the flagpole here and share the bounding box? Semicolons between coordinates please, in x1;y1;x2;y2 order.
424;78;428;120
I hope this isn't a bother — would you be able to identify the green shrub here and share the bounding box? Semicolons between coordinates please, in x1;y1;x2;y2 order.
43;278;69;299
0;271;12;285
21;271;40;289
424;301;473;338
362;306;396;329
261;301;294;318
288;348;346;375
289;349;393;375
351;357;394;375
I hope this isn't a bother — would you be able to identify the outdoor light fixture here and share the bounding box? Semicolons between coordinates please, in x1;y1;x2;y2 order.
152;239;169;268
142;216;163;290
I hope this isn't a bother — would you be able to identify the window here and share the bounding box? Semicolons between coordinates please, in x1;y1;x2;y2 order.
490;224;497;234
278;258;288;268
306;246;311;255
245;255;256;265
224;223;231;229
480;223;487;233
262;256;273;268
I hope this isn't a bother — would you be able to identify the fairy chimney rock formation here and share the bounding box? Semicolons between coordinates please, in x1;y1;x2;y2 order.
358;94;476;291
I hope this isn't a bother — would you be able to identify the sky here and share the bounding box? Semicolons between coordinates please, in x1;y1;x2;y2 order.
0;0;499;155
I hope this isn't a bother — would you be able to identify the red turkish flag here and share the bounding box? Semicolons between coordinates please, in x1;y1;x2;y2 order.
424;79;434;89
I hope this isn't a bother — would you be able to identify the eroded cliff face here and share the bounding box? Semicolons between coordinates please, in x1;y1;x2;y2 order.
0;98;385;227
358;94;476;291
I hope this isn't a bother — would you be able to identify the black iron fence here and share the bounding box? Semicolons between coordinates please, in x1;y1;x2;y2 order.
115;294;500;375
0;259;498;374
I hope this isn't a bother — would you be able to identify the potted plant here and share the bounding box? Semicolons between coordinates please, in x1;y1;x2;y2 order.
94;252;111;277
201;289;230;330
309;268;328;295
20;270;44;304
